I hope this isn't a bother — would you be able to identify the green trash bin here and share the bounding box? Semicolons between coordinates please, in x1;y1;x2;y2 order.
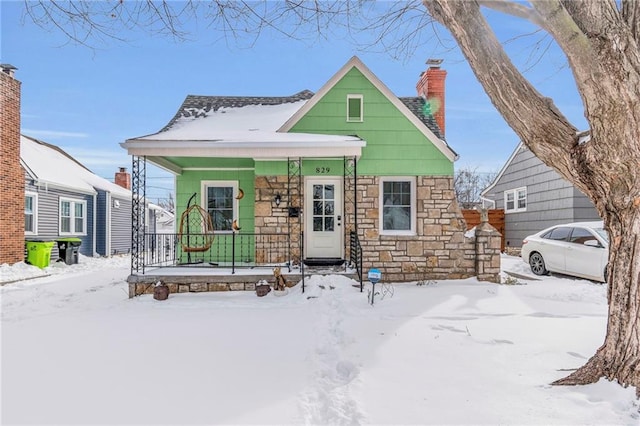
25;240;55;269
56;238;82;265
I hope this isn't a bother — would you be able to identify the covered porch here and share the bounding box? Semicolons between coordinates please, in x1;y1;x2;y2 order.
124;151;365;297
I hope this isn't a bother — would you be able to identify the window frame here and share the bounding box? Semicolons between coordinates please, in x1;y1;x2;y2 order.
504;187;527;213
59;197;87;236
25;192;38;235
379;176;416;236
201;180;239;234
346;94;364;122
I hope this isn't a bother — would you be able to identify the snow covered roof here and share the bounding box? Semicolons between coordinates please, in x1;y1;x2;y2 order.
122;56;457;167
122;94;365;166
21;135;131;198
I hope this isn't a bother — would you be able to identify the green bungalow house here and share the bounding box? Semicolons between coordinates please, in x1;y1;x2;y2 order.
121;56;500;296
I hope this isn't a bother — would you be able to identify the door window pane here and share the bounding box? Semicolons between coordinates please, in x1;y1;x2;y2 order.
312;184;336;233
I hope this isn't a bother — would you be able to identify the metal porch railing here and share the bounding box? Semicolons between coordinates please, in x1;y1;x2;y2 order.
140;232;293;273
350;230;363;292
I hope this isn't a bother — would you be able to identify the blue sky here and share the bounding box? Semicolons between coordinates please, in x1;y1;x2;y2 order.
1;2;586;204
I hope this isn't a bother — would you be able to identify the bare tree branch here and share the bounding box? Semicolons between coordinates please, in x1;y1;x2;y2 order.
477;0;545;27
622;0;640;41
423;0;580;186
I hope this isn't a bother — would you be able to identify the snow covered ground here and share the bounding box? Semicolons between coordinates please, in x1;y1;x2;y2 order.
1;254;638;425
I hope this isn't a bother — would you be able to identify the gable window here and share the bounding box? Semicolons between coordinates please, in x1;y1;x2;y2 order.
379;177;416;235
504;187;527;213
347;94;363;122
25;192;37;234
202;181;238;232
60;198;86;235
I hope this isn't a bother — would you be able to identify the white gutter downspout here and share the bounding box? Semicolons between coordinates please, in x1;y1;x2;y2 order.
92;194;98;257
106;192;112;256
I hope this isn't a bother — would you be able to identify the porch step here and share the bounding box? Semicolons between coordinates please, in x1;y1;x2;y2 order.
303;258;345;267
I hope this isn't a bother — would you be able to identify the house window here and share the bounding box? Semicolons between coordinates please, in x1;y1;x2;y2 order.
347;94;363;122
504;187;527;213
59;198;86;235
379;177;416;235
202;181;238;232
25;192;37;234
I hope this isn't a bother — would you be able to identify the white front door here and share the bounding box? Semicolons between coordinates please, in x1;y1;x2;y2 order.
305;178;343;259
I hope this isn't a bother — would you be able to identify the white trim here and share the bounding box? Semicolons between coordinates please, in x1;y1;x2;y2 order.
504;186;527;213
182;167;255;171
59;197;88;236
347;94;363;122
33;179;97;195
200;180;239;234
304;176;344;259
278;56;458;162
122;139;365;160
146;156;183;175
24;191;38;235
378;176;417;236
480;141;524;197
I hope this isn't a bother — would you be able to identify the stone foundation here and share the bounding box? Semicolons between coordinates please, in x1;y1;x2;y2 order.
127;274;287;298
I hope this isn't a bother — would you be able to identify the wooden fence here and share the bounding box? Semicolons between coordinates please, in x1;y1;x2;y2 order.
461;209;506;252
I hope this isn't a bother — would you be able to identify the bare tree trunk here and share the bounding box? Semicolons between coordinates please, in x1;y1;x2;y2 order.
424;0;640;393
555;186;640;393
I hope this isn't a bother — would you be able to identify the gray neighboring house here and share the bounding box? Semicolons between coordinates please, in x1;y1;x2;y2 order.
21;134;133;259
480;141;600;250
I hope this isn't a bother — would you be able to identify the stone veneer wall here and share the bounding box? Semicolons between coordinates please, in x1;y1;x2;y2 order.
253;176;301;265
355;175;502;283
354;175;480;282
252;174;501;284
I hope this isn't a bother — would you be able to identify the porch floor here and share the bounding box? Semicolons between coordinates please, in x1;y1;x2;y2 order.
127;264;360;297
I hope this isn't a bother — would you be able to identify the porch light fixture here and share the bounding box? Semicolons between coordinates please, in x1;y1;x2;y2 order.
274;193;282;207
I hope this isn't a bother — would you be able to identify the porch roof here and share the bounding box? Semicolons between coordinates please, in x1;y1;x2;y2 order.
120;94;365;167
121;131;365;159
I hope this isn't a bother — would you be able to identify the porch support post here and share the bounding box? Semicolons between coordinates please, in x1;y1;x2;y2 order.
344;156;359;256
287;157;302;268
131;155;146;274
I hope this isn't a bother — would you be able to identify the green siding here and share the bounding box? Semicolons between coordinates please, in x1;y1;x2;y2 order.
289;67;453;176
254;161;288;176
167;157;254;169
175;166;255;264
176;168;255;234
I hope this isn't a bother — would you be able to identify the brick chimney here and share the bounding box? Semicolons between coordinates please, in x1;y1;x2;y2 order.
115;167;131;190
416;58;447;136
0;64;25;264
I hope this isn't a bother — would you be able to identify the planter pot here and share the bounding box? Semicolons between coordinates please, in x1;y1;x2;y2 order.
153;284;170;301
256;284;271;297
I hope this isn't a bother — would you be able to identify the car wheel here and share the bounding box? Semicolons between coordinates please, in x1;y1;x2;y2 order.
529;252;548;276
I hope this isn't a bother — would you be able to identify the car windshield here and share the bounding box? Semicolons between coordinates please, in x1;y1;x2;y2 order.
593;227;609;244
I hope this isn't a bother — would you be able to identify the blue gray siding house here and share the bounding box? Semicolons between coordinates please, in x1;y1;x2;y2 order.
480;142;600;249
21;135;133;259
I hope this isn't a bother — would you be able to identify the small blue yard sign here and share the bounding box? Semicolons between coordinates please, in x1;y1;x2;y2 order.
368;268;381;284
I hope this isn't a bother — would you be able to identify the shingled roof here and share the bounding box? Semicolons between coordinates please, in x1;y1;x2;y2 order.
399;97;444;140
159;90;443;140
160;90;315;132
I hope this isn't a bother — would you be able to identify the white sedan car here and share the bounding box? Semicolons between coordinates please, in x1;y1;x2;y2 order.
521;221;609;282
